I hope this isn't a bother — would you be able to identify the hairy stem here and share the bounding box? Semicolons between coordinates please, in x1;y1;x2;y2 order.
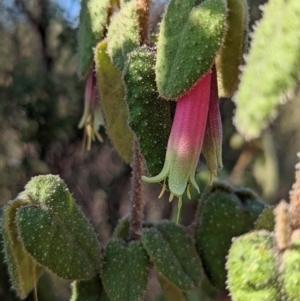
130;138;144;240
137;0;152;44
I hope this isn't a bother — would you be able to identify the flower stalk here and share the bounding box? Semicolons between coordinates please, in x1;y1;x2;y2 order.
130;138;145;240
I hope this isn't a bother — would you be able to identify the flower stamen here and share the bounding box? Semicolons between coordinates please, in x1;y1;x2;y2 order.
187;183;192;200
158;180;167;198
169;193;175;202
209;172;216;186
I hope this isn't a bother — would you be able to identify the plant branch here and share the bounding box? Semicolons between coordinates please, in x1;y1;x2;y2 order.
290;153;300;230
15;0;53;71
137;0;152;44
130;137;144;240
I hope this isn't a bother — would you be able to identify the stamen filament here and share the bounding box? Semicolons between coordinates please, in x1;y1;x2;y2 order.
176;196;182;224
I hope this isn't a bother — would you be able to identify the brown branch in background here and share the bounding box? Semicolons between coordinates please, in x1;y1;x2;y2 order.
15;0;53;71
130;138;145;240
229;143;257;185
289;154;300;230
137;0;152;45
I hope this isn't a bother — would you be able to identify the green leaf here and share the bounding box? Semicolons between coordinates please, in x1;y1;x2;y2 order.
107;1;140;71
71;275;110;301
156;0;227;99
252;131;279;202
16;175;101;280
158;273;187;301
113;215;130;241
195;183;266;290
193;272;218;301
101;239;150;301
281;238;300;301
233;0;300;139
227;231;281;301
77;0;110;78
95;40;134;164
142;221;202;291
215;0;249;97
1;199;43;299
255;207;275;232
124;47;172;175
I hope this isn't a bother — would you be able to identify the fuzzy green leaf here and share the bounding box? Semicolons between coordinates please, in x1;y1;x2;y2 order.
255;207;275;232
234;0;300;139
71;275;110;301
142;221;202;291
227;231;280;301
15;175;101;280
77;0;110;77
101;239;150;301
124;47;172;175
195;183;266;290
107;1;140;71
113;215;130;241
215;0;248;97
95;40;134;164
281;238;300;301
1;199;43;299
156;0;227;99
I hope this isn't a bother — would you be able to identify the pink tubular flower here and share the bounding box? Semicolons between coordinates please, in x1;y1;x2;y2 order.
202;65;223;184
142;67;223;219
78;67;104;151
142;71;211;201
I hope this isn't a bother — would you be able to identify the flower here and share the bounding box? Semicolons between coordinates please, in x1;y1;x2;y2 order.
142;66;223;221
78;67;104;151
202;65;223;184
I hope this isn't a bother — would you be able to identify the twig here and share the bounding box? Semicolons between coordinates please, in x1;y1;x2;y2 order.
137;0;152;44
14;0;52;71
130;138;144;240
290;154;300;230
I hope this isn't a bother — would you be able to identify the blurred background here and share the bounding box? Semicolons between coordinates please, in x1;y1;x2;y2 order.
0;0;299;300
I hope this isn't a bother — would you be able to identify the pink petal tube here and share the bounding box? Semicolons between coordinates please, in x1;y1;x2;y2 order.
142;71;212;197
